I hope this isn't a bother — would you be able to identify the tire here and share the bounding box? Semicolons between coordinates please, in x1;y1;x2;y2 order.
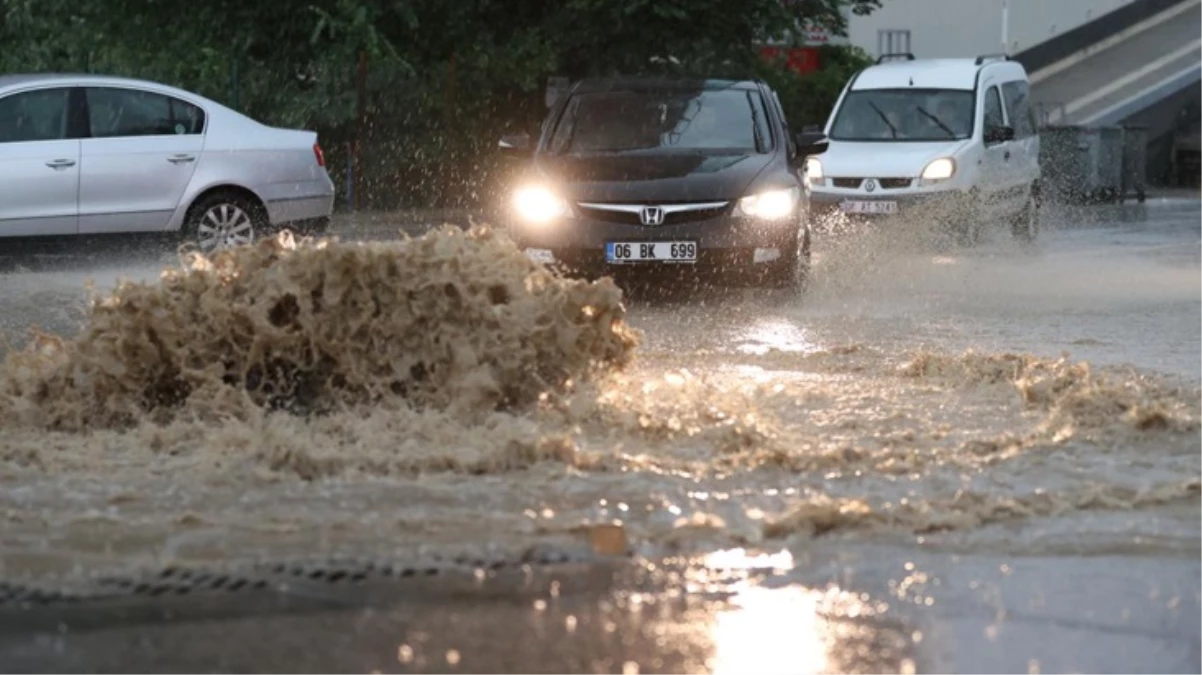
1012;184;1040;243
949;189;983;248
763;228;811;292
183;191;267;255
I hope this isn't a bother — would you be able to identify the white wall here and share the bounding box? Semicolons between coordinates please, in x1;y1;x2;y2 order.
844;0;1140;59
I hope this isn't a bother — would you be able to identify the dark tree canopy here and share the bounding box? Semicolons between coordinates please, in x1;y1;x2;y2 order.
0;0;881;208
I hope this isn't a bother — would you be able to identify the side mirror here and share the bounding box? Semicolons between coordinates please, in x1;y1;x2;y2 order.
985;125;1015;143
795;131;829;157
499;133;532;155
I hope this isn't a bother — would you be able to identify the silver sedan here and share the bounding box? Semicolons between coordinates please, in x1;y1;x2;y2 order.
0;74;335;253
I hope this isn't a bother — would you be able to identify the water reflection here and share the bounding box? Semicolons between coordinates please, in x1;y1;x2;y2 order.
710;584;830;675
735;318;818;355
687;549;908;675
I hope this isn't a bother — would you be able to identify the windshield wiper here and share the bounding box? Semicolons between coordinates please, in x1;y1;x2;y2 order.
915;106;957;138
867;101;898;139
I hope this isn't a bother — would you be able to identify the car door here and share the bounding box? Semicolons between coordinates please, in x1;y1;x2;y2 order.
978;83;1010;219
79;86;205;234
0;87;81;237
1001;79;1039;205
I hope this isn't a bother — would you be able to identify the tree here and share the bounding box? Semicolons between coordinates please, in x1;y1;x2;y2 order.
0;0;885;208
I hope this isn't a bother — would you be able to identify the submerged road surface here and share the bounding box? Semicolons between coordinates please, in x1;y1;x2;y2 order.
0;196;1198;673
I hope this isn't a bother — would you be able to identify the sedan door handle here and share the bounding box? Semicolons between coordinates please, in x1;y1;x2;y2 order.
168;154;196;164
45;158;76;169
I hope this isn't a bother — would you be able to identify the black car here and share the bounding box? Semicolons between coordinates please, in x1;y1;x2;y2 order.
497;77;828;289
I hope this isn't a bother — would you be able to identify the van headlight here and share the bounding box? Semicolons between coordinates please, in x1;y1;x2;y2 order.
513;186;571;224
803;158;825;187
735;186;800;220
919;158;956;185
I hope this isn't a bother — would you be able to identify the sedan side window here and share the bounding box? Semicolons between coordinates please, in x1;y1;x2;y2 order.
87;87;177;137
170;97;206;135
0;88;71;143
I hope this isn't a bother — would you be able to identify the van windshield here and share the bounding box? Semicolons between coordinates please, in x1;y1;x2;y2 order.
830;89;974;142
547;88;773;155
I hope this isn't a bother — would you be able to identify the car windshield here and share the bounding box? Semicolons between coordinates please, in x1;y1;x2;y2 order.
548;88;773;155
829;89;975;141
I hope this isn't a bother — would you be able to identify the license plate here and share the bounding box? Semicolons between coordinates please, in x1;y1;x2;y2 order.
606;241;697;264
841;200;898;214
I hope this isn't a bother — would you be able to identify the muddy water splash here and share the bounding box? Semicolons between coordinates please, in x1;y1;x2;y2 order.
0;227;637;430
0;227;1199;582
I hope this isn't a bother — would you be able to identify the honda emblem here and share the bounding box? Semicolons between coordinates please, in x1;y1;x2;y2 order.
639;206;665;226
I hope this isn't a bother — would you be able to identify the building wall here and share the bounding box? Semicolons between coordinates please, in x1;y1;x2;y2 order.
844;0;1140;59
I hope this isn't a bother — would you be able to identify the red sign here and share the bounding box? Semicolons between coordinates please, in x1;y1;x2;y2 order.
760;46;822;75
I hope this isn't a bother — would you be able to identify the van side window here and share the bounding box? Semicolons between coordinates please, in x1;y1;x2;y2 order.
1001;81;1035;138
983;86;1004;133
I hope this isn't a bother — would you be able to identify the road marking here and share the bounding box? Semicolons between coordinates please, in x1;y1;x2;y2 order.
1081;63;1202;124
1046;38;1201;123
1029;0;1201;85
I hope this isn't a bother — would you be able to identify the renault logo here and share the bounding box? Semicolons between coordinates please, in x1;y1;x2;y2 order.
864;179;877;193
639;206;665;226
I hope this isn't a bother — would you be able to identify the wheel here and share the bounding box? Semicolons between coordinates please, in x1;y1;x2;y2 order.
1012;184;1040;243
183;192;267;255
763;228;811;292
950;189;984;248
1137;189;1147;204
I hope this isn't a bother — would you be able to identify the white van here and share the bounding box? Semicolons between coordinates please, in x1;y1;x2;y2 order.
801;53;1041;244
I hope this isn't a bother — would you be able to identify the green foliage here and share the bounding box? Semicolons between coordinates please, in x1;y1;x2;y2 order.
0;0;883;209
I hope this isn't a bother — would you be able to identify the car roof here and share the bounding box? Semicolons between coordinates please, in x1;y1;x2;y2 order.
851;58;1028;91
0;72;210;102
570;76;761;94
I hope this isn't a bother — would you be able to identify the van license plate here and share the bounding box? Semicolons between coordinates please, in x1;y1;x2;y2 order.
606;241;697;264
841;200;898;214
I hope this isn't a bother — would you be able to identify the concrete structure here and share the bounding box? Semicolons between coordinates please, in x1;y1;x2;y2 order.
845;0;1141;59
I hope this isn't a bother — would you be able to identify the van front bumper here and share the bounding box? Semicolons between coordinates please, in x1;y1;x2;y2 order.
805;188;978;224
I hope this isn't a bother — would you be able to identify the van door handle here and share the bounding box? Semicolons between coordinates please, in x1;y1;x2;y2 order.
168;154;196;164
1004;151;1011;161
45;159;76;169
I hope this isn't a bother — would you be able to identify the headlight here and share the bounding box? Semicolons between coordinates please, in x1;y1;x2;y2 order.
735;186;800;220
513;186;570;224
920;158;956;182
804;158;825;186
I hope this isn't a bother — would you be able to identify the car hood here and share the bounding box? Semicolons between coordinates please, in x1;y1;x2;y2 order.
818;140;970;178
534;152;774;202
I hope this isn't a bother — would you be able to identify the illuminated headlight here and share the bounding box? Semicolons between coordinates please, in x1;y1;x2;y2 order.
735;186;800;220
803;158;825;187
919;158;956;184
513;186;571;224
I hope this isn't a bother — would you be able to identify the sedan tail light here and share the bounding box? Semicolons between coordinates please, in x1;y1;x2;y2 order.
313;142;326;167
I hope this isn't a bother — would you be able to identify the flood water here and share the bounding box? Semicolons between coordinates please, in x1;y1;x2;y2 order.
0;197;1198;673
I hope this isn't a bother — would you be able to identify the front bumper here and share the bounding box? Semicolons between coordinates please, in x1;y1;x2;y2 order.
805;188;976;225
507;211;801;277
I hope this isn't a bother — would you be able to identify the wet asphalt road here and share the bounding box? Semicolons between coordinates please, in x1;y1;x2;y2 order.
0;195;1198;674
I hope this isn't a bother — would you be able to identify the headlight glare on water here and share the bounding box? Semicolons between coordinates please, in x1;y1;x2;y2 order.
737;186;800;220
513;186;570;224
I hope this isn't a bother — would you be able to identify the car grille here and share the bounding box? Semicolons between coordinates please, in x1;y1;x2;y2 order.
575;203;729;226
831;177;912;189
